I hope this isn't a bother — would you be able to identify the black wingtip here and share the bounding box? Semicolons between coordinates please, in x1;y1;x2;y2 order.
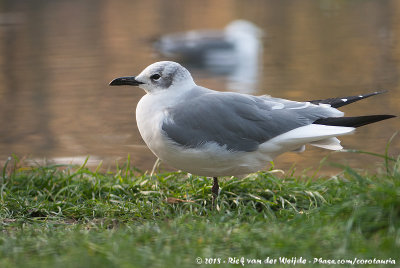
314;114;396;128
309;90;389;108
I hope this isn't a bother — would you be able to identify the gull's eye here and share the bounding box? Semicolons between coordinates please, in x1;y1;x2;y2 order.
150;74;161;81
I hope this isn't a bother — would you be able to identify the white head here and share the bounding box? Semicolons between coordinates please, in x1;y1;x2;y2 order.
109;61;195;94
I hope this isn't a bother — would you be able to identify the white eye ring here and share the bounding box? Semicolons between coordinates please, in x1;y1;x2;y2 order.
150;74;161;81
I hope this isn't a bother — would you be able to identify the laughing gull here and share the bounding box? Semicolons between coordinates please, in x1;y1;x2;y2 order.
154;20;263;93
110;61;395;204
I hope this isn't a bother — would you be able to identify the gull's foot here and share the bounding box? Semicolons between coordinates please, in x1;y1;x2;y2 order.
211;177;219;209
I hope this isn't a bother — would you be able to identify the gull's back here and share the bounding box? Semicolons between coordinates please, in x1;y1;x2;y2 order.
162;92;344;152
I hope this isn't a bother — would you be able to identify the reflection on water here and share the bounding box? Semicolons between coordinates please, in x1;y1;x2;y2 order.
0;0;399;174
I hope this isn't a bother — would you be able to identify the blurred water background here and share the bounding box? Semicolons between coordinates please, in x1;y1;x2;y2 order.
0;0;399;174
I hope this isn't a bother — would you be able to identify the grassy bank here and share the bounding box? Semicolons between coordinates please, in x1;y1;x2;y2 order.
0;154;399;267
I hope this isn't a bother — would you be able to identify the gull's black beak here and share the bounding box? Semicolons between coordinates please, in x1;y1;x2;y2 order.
109;76;144;86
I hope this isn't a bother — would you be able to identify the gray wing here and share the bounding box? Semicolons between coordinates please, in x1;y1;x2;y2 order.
162;92;342;152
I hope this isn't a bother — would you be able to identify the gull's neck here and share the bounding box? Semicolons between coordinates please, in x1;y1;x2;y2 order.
143;81;198;110
149;79;196;97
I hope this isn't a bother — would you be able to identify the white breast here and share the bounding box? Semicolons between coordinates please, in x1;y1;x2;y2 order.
136;95;164;155
136;89;188;159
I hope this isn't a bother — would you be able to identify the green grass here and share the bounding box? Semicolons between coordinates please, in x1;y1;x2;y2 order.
0;153;399;268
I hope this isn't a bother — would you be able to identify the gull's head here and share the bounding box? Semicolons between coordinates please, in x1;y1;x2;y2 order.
109;61;195;94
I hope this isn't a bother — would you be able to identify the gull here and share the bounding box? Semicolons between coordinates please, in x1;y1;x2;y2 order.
110;61;395;205
154;20;263;93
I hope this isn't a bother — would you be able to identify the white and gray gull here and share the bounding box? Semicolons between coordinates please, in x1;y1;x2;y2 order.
110;61;395;203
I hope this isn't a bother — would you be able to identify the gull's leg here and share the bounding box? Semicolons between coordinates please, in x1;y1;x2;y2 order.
211;177;219;208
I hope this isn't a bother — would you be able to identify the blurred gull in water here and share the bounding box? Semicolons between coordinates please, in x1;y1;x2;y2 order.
154;20;264;93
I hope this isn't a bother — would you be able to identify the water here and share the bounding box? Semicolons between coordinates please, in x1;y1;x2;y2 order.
0;0;399;174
